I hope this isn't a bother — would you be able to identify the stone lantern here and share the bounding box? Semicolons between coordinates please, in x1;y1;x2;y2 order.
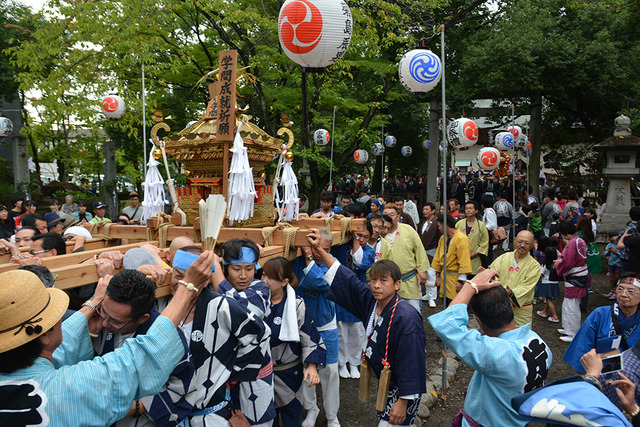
594;115;640;236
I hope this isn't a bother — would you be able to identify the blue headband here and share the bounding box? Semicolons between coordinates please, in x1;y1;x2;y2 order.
172;249;215;272
222;246;260;269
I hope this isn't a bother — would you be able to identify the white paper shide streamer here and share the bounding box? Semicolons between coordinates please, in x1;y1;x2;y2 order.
141;148;167;223
227;122;256;224
274;148;299;222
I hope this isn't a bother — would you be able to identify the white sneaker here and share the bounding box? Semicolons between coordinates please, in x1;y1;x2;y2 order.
339;364;351;379
421;294;430;301
429;299;436;308
349;364;360;379
302;408;319;427
327;418;341;427
557;328;566;335
559;336;574;343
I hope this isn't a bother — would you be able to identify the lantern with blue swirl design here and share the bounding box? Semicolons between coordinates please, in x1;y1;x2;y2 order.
401;146;412;157
447;118;479;148
314;128;330;146
384;135;397;147
422;139;432;150
354;149;368;164
278;0;353;69
398;49;442;93
372;143;385;156
494;131;516;151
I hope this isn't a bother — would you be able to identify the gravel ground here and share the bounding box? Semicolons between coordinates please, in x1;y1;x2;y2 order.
305;266;613;426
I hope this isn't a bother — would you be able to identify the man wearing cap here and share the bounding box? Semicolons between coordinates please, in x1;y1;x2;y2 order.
44;212;64;235
91;200;111;223
0;252;215;426
122;191;143;224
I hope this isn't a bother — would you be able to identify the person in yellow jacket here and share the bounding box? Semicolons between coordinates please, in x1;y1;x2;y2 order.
432;213;473;304
488;230;540;327
382;204;430;312
455;201;489;275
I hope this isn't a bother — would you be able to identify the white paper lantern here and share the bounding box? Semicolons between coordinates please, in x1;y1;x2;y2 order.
477;147;501;171
422;139;432;150
102;95;126;120
372;143;385;156
447;118;479;148
314;128;330;146
384;135;397;147
278;0;352;69
354;149;368;164
526;140;532;157
508;125;522;140
494;131;516;151
398;49;442;93
401;146;412;157
0;116;13;137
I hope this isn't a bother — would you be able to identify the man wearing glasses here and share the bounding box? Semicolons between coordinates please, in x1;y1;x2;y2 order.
91;269;195;425
562;274;640;373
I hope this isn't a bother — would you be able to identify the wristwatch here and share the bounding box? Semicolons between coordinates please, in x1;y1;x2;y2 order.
306;255;314;261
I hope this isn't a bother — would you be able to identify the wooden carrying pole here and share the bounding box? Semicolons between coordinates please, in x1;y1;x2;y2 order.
13;218;365;299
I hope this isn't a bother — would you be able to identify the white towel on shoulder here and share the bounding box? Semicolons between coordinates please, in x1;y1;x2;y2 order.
279;284;300;342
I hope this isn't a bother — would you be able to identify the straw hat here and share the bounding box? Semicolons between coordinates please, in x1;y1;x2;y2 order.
0;270;69;353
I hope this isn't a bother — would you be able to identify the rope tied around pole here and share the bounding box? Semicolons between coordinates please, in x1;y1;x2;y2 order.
156;213;175;248
89;222;114;241
261;222;300;260
324;214;352;245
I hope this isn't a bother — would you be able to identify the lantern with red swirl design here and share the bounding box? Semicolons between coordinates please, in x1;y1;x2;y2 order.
353;149;368;164
447;118;478;148
101;95;126;120
313;129;330;146
278;0;352;69
477;147;501;171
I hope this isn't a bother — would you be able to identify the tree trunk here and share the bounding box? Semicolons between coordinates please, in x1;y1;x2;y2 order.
529;94;542;199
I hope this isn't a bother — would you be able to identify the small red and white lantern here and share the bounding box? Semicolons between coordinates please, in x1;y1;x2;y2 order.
313;128;330;146
401;146;412;157
477;147;501;171
354;149;368;164
0;116;13;137
101;95;126;120
447;118;478;148
494;131;516;151
508;125;522;140
398;49;442;93
278;0;352;69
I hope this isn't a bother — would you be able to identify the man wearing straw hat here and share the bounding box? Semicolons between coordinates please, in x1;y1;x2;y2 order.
0;252;214;426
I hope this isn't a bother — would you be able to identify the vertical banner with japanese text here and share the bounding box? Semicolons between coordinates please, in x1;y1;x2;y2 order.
216;50;237;142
